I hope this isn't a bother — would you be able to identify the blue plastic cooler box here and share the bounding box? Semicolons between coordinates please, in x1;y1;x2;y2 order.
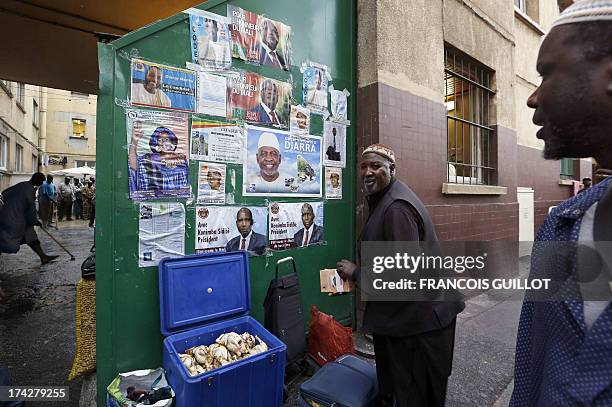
159;252;286;407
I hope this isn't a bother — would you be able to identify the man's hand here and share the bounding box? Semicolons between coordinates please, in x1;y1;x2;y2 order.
336;259;357;281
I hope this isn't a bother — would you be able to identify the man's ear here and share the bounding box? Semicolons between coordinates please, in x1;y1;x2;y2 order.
389;163;396;176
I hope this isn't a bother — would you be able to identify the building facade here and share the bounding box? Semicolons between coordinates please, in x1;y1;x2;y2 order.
43;89;96;173
0;80;42;189
356;0;588;242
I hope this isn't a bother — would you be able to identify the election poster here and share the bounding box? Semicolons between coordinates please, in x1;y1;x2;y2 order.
190;120;244;164
243;125;322;197
227;71;291;128
330;86;350;123
138;203;185;267
195;206;268;256
325;167;342;200
228;5;259;63
256;16;292;71
196;71;227;117
197;162;226;205
289;105;310;138
323;121;346;168
131;59;196;112
303;63;329;115
126;109;190;201
187;8;232;70
268;201;324;250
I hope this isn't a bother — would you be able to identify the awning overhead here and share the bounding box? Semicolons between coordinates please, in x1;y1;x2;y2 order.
0;0;204;94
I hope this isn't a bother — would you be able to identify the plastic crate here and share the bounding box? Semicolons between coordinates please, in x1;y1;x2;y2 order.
159;252;286;407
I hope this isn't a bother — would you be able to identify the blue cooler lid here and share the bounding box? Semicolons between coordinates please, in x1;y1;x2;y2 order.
158;251;250;336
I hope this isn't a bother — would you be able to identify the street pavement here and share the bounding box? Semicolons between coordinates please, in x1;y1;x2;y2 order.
0;220;94;406
286;257;529;406
0;219;526;406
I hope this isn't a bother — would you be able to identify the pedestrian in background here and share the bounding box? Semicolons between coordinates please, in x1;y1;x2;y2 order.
73;178;83;220
512;1;612;404
82;178;94;220
88;178;96;228
57;177;74;221
37;174;56;228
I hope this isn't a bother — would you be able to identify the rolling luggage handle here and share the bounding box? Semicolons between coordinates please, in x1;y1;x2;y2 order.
275;256;297;279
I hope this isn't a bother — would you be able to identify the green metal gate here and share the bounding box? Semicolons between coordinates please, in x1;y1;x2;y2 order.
96;0;356;403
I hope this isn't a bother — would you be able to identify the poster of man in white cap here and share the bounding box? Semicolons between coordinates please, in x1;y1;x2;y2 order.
195;206;267;256
268;201;324;250
243;125;322;197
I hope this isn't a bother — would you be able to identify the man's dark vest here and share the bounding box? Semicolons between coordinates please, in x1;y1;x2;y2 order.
360;179;464;337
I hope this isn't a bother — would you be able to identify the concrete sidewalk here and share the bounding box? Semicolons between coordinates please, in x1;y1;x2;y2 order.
286;257;529;406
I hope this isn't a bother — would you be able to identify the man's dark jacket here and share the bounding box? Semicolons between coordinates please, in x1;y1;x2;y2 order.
225;232;266;256
359;179;465;336
293;223;323;247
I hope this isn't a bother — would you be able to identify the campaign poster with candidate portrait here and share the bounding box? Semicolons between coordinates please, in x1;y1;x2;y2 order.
197;162;226;205
303;63;329;115
190;119;243;164
130;59;196;112
227;71;291;128
195;206;268;256
187;8;232;71
228;5;260;63
268;201;324;250
325;167;342;200
243;125;322;197
256;15;292;71
126;109;190;201
323;121;346;168
289;105;310;138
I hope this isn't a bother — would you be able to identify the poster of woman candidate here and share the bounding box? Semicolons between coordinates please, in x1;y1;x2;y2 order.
303;62;329;115
195;206;268;256
227;71;291;128
187;8;232;71
130;59;196;112
268;201;324;250
243;125;322;197
127;109;190;200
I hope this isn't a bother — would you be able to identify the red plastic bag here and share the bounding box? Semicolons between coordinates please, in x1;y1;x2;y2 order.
307;305;355;366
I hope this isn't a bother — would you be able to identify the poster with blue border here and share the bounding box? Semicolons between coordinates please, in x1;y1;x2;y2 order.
131;59;197;112
243;125;322;197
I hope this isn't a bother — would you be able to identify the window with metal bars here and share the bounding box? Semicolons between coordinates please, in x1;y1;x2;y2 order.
445;46;496;185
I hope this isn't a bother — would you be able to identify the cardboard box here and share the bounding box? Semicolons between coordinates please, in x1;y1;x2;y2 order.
319;269;353;293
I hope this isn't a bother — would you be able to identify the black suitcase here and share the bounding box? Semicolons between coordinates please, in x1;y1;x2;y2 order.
263;256;307;365
298;354;379;407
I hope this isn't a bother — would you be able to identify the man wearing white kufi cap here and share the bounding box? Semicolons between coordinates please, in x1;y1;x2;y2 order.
512;1;612;405
246;131;290;193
